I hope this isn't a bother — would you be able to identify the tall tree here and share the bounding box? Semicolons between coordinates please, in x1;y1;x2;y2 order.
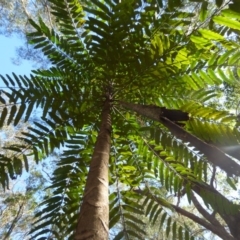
0;106;49;240
1;0;240;239
75;98;112;238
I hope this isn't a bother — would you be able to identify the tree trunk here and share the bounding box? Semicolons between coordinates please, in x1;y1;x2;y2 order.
74;99;111;240
119;101;240;176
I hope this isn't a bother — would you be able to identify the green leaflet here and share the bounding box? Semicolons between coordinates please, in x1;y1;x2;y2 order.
6;161;14;180
160;212;167;228
218;49;236;65
208;51;219;66
199;1;208;21
113;231;124;240
198;29;224;40
152;208;162;225
0;107;7;127
214;15;240;30
178;226;183;240
226;177;237;190
23;155;29;172
166;217;172;237
228;50;240;65
221;9;240;18
7;105;17;125
13;157;23;175
14;103;26;126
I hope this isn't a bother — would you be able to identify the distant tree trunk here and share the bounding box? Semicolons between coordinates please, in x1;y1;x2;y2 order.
74;99;111;240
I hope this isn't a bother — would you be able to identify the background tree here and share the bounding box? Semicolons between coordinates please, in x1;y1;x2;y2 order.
0;169;49;240
0;0;56;67
1;0;240;239
0;100;52;240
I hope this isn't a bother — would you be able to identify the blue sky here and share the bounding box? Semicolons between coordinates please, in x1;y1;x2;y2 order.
0;35;41;192
0;35;33;77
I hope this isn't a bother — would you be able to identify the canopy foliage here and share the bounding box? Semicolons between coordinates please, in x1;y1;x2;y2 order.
1;0;240;239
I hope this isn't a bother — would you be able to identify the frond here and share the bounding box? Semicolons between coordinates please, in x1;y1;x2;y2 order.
141;187;195;240
29;131;90;239
109;190;146;239
27;15;90;71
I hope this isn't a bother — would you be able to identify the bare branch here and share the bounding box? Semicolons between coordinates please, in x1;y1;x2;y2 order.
3;203;24;240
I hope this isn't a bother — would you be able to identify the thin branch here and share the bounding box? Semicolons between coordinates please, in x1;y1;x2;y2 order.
210;165;216;187
3;203;24;240
20;0;31;19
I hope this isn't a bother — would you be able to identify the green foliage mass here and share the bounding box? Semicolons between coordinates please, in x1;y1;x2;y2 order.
1;0;240;239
